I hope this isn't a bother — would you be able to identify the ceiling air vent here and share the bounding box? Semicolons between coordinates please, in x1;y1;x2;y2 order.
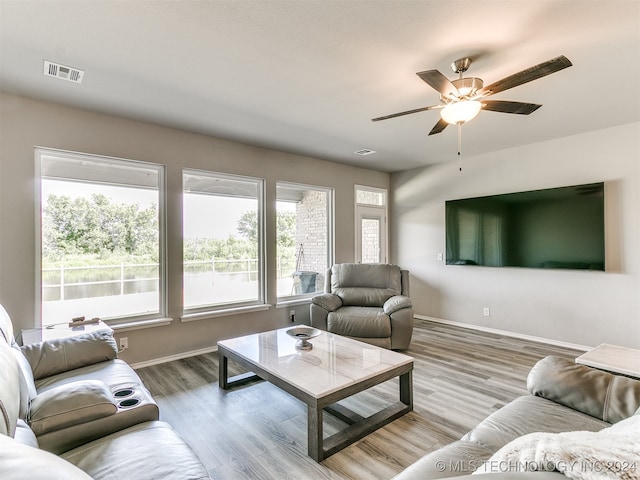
43;60;84;84
354;149;376;156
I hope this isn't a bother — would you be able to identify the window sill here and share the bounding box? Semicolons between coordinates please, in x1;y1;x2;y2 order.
109;317;173;333
180;304;271;323
276;297;313;308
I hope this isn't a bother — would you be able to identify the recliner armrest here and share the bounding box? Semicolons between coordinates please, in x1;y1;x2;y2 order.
383;295;412;315
21;329;117;380
29;380;117;436
310;293;342;312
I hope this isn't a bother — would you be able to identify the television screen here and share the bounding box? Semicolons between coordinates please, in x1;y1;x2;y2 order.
445;183;605;270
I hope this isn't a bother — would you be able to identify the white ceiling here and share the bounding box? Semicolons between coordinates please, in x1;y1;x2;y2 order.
1;1;639;173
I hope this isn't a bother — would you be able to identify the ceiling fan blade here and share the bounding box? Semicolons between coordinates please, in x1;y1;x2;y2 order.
416;70;460;98
428;118;449;135
371;104;441;122
479;55;572;97
482;100;542;115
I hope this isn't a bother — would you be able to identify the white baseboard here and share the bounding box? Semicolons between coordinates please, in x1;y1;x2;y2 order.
130;316;590;369
130;345;218;370
415;314;591;352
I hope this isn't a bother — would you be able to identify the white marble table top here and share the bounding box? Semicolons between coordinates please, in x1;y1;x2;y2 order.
218;327;413;398
575;343;640;378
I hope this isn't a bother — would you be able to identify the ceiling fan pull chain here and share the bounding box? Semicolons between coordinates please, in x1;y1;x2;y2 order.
457;123;463;172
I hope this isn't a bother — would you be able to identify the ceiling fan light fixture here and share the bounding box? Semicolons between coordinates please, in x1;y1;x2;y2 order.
440;100;482;125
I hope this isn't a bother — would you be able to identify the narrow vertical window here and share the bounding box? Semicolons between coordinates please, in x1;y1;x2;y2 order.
355;186;387;264
183;170;264;312
37;148;164;326
276;182;333;298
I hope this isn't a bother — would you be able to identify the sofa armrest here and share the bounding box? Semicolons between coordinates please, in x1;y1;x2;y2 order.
527;356;640;423
310;293;342;312
383;295;412;315
29;380;117;436
21;329;117;380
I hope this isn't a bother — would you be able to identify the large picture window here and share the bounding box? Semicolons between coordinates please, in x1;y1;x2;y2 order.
183;170;264;312
276;182;333;299
37;148;164;326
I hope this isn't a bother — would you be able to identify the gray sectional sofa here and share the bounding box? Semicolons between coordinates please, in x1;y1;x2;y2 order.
0;305;209;480
393;355;640;480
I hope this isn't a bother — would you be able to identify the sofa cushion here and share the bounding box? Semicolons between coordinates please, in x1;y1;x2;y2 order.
0;433;92;480
14;419;39;448
10;346;38;419
527;355;640;423
22;329;118;380
462;395;609;454
0;304;15;345
29;380;117;436
0;341;21;437
327;306;391;338
61;421;210;480
35;358;143;393
391;439;495;479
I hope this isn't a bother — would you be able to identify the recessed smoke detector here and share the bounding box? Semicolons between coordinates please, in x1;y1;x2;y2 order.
43;60;84;84
354;148;376;156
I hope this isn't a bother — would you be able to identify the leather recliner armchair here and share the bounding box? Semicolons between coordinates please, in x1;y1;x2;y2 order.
310;263;413;350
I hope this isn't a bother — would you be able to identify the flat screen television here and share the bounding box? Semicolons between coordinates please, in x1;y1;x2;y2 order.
445;182;605;270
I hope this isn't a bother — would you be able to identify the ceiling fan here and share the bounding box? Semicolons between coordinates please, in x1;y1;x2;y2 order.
372;55;573;135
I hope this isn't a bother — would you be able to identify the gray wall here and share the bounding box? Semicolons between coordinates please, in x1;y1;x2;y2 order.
391;122;640;349
0;93;389;364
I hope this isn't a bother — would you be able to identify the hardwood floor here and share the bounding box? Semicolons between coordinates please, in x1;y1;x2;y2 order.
136;320;583;480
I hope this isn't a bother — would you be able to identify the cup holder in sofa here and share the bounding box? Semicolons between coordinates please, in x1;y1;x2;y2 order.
113;388;135;398
118;397;141;408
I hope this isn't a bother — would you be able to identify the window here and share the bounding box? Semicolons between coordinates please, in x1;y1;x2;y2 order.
183;170;264;312
355;186;387;264
37;148;165;327
276;182;333;298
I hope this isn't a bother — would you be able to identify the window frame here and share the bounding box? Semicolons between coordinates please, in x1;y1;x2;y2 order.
354;185;388;264
275;181;334;302
35;147;167;328
181;168;266;316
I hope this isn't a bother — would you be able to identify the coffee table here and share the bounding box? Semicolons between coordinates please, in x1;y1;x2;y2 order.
575;343;640;378
217;327;413;461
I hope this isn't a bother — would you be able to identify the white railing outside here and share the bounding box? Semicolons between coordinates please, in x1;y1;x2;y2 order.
41;258;299;325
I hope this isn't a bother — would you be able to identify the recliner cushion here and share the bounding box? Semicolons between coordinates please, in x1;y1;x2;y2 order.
327;307;391;338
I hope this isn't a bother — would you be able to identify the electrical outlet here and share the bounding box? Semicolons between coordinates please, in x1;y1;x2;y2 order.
119;337;128;350
483;307;490;317
437;252;443;261
289;310;296;323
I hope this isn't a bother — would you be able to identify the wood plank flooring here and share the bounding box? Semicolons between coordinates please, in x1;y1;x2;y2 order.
136;319;583;480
